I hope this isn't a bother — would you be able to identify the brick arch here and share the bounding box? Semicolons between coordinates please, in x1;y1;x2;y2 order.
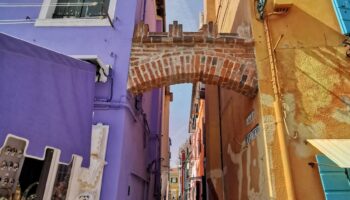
128;21;258;97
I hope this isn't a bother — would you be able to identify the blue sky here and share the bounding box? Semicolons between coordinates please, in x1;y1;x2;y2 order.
166;0;203;167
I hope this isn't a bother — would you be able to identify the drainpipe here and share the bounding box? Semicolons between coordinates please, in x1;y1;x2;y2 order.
263;15;296;200
94;101;138;122
142;0;147;21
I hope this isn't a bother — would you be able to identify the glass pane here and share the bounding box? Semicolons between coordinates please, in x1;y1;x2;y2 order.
53;0;83;18
80;0;110;18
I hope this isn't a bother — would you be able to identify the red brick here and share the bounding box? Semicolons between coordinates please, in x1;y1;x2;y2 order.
127;23;258;96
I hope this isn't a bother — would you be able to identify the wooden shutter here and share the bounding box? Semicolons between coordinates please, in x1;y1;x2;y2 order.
316;154;350;200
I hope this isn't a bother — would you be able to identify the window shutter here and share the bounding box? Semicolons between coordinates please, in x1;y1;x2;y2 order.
332;0;350;35
316;154;350;200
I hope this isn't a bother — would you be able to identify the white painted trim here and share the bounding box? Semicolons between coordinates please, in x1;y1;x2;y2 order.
35;18;111;27
43;149;61;200
107;0;117;20
38;0;58;19
65;155;83;199
65;124;110;200
36;0;117;27
70;55;106;67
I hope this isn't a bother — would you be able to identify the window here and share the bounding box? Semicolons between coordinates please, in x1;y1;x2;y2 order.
170;177;178;183
36;0;117;26
52;0;110;18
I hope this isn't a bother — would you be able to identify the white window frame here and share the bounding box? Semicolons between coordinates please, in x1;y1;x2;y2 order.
35;0;117;27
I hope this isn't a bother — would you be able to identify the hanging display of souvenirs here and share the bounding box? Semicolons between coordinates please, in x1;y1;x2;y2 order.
0;124;109;200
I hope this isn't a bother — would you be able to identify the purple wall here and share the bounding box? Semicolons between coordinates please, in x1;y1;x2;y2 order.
0;0;164;199
0;33;95;167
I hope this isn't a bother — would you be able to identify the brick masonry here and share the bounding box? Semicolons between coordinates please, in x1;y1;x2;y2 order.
128;21;258;97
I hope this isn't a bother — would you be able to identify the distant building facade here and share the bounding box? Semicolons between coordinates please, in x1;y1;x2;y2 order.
178;139;192;200
188;83;206;200
168;167;180;200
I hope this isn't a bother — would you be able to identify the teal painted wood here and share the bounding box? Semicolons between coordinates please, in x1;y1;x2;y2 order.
332;0;350;35
326;191;350;199
316;154;350;200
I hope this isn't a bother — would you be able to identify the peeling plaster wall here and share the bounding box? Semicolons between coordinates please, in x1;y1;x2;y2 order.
204;0;350;199
220;88;268;200
205;85;225;200
203;0;271;199
248;0;350;199
205;85;269;200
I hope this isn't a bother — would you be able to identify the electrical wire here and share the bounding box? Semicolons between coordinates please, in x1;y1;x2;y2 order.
283;107;298;139
0;17;109;25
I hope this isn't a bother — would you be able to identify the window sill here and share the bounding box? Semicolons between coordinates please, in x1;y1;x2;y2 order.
35;18;111;27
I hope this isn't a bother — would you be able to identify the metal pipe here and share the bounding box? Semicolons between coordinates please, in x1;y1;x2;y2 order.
263;16;296;200
94;101;138;122
273;34;284;52
142;0;147;21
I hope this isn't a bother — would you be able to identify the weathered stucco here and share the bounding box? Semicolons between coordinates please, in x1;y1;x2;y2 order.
203;0;350;199
249;0;350;199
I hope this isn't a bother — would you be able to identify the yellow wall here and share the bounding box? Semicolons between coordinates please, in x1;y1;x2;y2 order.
249;0;350;199
204;0;252;33
203;0;350;199
169;168;180;199
203;0;216;23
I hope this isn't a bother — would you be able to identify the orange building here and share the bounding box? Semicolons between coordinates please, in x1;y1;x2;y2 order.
201;0;350;199
188;83;206;200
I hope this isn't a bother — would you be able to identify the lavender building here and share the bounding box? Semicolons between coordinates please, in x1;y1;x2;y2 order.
0;0;166;199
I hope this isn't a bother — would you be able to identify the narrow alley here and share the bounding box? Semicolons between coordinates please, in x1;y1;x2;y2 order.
0;0;350;200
